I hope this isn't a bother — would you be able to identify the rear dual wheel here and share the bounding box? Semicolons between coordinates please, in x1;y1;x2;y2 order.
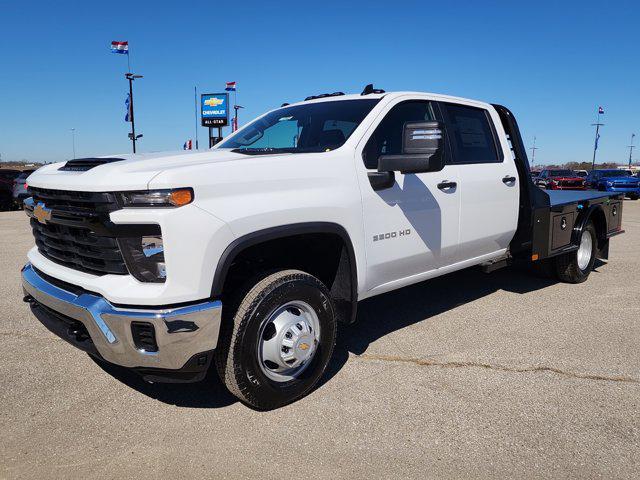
554;222;597;283
215;270;336;410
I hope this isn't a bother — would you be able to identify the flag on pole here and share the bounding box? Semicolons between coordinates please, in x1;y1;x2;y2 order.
183;139;193;150
125;93;132;122
598;106;604;114
225;81;237;91
111;41;129;54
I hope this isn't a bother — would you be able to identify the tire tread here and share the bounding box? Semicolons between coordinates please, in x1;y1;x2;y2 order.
215;269;335;409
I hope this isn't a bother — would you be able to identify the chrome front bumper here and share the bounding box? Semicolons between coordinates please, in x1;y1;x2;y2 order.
21;263;222;370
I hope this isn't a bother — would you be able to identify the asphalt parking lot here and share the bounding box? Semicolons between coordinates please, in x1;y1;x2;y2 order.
1;203;639;480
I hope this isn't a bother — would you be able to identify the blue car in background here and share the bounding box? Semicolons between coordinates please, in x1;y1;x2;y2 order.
585;169;640;199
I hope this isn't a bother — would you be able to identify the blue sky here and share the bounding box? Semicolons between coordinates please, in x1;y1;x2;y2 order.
0;0;638;166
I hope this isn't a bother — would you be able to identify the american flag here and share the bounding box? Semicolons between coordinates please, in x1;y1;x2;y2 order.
598;106;604;114
111;41;129;54
183;139;192;150
225;81;237;92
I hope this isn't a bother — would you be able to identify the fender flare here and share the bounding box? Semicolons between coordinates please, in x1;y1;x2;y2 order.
210;222;358;307
572;204;607;246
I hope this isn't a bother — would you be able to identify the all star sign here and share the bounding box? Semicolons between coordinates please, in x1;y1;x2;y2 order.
201;93;229;127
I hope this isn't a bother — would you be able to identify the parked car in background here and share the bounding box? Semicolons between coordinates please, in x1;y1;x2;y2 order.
585;169;640;199
574;169;588;178
0;169;22;210
534;169;585;190
12;170;35;208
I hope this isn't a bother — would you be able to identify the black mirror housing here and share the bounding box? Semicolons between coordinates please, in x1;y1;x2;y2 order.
377;121;445;174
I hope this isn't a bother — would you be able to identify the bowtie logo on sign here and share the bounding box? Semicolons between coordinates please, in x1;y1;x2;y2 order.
204;97;224;107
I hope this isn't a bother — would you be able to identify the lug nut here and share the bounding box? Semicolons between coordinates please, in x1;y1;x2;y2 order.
281;346;289;353
285;332;292;339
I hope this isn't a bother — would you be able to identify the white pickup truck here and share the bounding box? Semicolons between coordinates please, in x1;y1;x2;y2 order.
21;86;625;409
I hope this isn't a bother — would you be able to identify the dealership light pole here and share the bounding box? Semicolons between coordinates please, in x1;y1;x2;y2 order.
70;128;76;159
233;105;244;132
194;86;199;149
529;136;538;168
591;108;604;171
628;133;636;168
125;73;143;153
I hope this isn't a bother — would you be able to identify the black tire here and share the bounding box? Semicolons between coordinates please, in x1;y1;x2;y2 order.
553;222;597;283
215;269;336;410
628;194;639;200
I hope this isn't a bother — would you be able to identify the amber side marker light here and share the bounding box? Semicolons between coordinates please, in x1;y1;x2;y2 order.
531;253;539;261
169;188;194;207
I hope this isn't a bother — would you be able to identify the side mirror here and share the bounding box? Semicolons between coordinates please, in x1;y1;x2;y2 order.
377;121;445;174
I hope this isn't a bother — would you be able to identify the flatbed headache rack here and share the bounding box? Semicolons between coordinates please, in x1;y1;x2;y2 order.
492;103;624;264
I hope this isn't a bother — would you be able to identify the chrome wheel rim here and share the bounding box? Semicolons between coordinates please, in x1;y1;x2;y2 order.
577;229;593;271
257;301;321;383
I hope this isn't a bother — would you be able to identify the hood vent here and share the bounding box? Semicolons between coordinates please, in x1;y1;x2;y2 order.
59;157;125;172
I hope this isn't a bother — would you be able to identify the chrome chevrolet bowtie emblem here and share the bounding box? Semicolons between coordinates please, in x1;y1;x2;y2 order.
33;202;52;224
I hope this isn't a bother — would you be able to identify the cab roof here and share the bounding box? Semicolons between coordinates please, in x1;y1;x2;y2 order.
287;91;494;110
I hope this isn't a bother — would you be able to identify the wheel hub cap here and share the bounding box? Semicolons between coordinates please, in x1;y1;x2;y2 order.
577;229;593;270
257;301;321;382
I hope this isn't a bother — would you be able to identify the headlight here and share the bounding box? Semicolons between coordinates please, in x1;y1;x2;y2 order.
606;181;614;186
118;235;166;283
119;188;193;208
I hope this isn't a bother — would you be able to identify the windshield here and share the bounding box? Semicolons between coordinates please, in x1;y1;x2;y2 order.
600;170;631;178
218;99;380;154
548;170;574;177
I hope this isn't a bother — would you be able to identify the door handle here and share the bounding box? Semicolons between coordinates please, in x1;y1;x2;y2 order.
502;175;516;184
437;181;457;190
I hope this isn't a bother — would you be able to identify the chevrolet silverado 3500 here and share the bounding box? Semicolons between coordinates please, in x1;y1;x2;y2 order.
21;87;625;409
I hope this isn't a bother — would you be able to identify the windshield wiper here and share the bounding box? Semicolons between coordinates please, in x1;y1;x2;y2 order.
231;147;293;155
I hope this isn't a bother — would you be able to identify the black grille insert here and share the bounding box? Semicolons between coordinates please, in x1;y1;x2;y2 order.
29;187;120;213
131;322;158;352
29;187;127;276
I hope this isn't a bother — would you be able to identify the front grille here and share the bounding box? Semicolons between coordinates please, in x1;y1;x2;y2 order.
559;180;582;187
30;187;120;213
28;187;128;276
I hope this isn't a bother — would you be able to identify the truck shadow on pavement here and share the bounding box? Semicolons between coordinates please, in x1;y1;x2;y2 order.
90;357;237;408
91;261;604;408
321;262;603;386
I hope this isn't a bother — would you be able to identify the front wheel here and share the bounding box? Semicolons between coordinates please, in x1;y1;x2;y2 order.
215;270;336;410
554;222;597;283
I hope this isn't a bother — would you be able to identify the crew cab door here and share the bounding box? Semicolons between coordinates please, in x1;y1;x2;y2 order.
355;99;460;292
438;102;519;262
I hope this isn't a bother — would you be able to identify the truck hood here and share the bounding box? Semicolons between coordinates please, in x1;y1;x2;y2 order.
26;149;250;192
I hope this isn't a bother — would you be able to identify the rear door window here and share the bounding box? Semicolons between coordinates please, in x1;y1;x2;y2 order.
441;103;502;164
